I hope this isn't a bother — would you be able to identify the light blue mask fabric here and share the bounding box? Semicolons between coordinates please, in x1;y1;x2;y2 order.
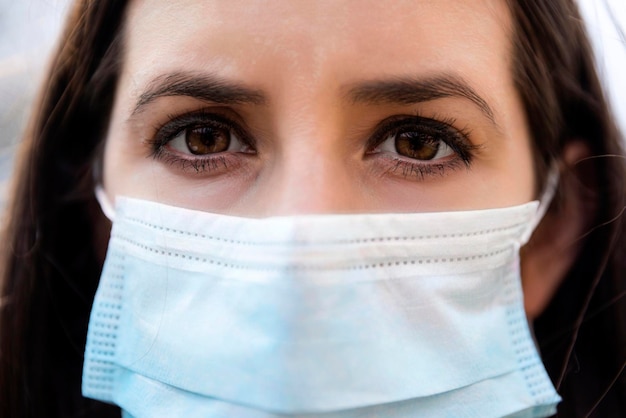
83;196;561;418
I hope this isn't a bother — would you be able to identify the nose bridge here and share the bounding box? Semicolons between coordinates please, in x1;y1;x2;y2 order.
263;139;360;216
253;82;366;216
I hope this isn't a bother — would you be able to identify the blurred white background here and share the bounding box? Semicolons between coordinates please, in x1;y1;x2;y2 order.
0;0;70;144
0;0;70;207
0;0;624;208
579;0;626;139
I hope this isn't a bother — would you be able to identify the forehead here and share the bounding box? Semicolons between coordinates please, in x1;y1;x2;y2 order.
121;0;514;96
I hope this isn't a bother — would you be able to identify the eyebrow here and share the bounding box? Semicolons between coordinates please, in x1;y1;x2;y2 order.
132;72;266;115
132;72;496;127
345;74;496;125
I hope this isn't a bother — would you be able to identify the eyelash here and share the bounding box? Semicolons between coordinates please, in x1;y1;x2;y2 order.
147;109;479;179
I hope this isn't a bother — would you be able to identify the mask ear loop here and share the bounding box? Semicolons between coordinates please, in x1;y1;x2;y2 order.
92;146;116;222
520;164;560;244
95;185;116;222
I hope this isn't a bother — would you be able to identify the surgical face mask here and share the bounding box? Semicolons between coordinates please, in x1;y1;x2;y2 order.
84;179;561;418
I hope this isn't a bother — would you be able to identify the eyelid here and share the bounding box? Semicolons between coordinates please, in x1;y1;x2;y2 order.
367;114;463;147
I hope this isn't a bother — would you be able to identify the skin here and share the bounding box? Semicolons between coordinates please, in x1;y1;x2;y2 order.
102;0;582;318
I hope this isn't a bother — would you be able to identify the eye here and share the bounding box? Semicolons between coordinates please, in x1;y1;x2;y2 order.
366;115;477;180
148;111;257;174
368;115;473;162
378;127;454;161
168;123;249;155
151;111;255;157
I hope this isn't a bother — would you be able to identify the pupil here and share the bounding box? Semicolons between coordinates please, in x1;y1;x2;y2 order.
185;127;230;155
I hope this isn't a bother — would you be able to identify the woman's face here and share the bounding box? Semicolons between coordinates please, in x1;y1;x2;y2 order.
102;0;536;217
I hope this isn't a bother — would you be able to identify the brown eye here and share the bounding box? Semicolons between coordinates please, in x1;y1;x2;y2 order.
168;122;249;156
378;127;454;161
185;126;230;155
394;130;442;160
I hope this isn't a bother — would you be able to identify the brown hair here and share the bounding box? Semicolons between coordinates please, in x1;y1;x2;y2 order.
0;2;125;416
1;1;624;417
